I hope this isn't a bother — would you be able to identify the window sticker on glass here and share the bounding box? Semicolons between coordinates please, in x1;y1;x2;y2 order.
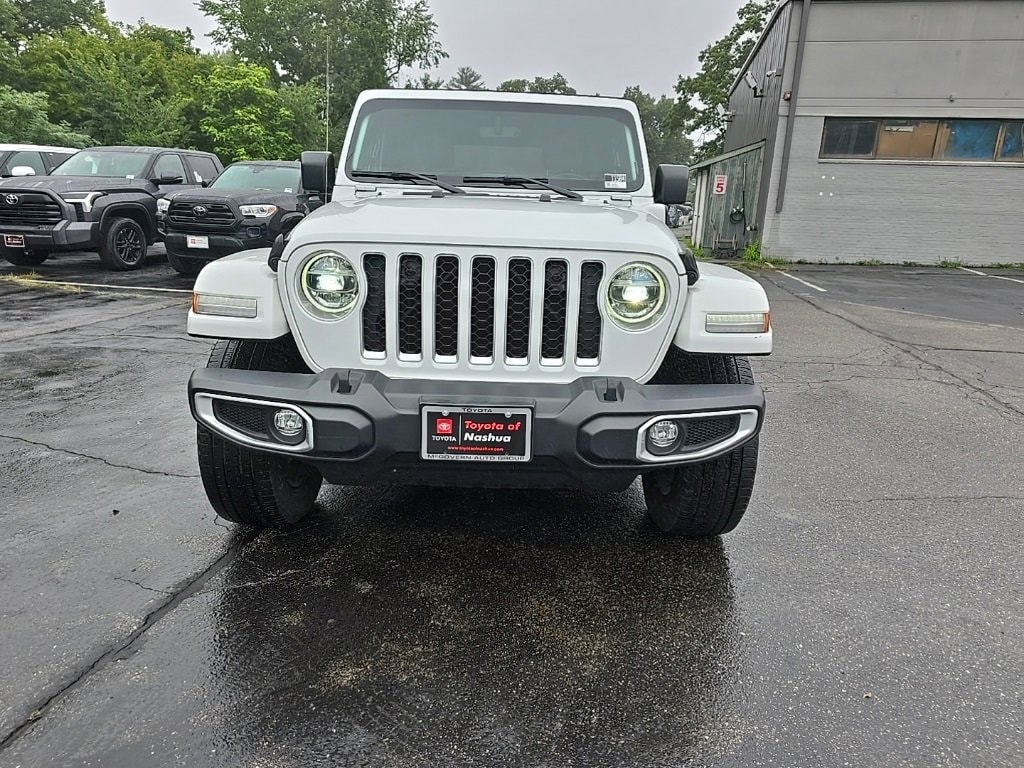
604;173;627;190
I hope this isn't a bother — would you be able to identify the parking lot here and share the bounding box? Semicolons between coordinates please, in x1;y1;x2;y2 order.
1;254;1021;766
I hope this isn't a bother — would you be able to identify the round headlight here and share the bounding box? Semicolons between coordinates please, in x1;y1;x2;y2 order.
606;263;667;326
300;252;359;318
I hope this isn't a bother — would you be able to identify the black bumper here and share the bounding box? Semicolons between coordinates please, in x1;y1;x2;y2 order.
0;221;98;252
165;230;269;262
189;369;765;490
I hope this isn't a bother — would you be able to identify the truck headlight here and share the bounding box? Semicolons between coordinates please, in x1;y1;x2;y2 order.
156;198;170;213
606;262;667;327
61;191;106;213
240;204;278;218
300;251;359;319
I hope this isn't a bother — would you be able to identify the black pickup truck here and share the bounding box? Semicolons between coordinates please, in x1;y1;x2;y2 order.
160;160;311;276
0;146;223;270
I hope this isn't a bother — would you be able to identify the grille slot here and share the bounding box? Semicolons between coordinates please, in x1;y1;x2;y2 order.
362;253;387;354
0;193;62;226
214;401;268;438
434;256;460;359
684;416;740;447
541;260;568;360
470;257;496;359
505;258;532;360
168;201;236;228
397;254;423;356
576;262;604;360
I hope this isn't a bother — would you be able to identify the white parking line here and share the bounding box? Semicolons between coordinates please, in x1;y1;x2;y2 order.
958;266;1024;285
777;271;827;293
15;279;191;294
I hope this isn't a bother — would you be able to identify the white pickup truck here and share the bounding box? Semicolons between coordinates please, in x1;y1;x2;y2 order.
185;89;772;536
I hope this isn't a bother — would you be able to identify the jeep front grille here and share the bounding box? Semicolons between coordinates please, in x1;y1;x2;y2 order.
0;193;62;226
360;252;605;367
168;201;236;228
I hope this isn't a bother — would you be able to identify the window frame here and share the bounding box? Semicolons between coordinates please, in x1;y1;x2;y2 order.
152;152;187;182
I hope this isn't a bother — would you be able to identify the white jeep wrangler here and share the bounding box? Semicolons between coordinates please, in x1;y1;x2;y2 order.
186;89;772;536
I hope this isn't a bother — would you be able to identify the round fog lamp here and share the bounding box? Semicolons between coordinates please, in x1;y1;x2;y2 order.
272;408;305;439
646;419;682;455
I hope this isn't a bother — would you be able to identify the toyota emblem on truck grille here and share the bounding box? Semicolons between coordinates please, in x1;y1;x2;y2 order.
192;205;208;217
4;194;18;206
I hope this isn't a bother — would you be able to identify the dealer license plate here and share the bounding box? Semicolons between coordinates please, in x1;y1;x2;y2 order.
3;234;25;248
186;235;209;250
421;406;532;462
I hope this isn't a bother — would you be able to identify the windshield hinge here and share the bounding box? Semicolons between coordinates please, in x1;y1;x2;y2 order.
608;196;633;206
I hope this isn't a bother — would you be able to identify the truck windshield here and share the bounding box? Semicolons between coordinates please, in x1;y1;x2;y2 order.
346;98;645;193
52;151;150;178
213;163;301;192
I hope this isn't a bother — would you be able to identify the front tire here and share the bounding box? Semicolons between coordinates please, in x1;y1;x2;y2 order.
3;249;49;266
99;217;147;271
166;249;205;277
642;350;760;537
197;338;323;528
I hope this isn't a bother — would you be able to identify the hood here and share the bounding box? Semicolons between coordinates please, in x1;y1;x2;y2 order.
165;188;300;209
0;175;158;195
286;195;680;259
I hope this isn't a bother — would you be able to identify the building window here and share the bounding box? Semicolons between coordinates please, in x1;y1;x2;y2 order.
820;119;877;158
820;117;1024;163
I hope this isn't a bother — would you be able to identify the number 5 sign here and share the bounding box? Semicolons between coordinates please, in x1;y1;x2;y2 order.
712;174;728;195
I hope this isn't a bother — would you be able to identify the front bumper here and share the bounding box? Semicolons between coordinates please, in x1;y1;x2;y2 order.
0;220;98;252
189;369;765;490
165;230;269;262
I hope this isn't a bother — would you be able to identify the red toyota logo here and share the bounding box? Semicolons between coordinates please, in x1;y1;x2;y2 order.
436;418;453;435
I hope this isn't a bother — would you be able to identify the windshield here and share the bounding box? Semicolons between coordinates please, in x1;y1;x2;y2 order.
212;163;301;192
52;151;150;178
346;99;644;193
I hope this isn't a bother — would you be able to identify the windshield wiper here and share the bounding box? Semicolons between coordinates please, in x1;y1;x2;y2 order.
350;170;465;195
460;176;583;201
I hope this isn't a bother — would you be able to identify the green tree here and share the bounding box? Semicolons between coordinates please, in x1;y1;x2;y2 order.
447;65;484;90
20;20;202;146
405;72;444;89
4;0;103;40
623;86;694;171
670;0;775;160
497;73;575;95
195;61;310;163
0;85;93;145
198;0;446;147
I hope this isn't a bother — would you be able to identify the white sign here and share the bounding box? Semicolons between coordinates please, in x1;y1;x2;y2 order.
712;175;728;195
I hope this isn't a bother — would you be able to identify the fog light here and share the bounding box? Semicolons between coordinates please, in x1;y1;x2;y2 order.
272;408;305;439
646;420;682;455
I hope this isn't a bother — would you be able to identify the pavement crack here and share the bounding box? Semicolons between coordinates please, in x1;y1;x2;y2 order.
0;433;199;479
113;577;174;596
834;495;1024;504
0;529;257;753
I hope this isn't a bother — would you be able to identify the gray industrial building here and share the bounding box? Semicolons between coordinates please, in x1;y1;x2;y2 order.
690;0;1024;265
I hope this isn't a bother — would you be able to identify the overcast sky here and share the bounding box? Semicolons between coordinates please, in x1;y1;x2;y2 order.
104;0;745;97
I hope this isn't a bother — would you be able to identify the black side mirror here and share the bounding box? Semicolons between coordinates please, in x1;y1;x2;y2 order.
301;151;336;201
654;164;689;206
157;173;183;185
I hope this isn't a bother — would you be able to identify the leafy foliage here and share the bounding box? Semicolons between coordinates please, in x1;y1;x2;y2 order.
498;73;576;96
405;72;445;89
447;65;485;91
623;86;694;171
0;85;93;146
670;0;775;160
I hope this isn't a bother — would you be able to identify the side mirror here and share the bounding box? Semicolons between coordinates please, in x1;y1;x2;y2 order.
654;164;689;206
280;212;304;234
301;151;336;200
157;173;183;185
11;166;37;177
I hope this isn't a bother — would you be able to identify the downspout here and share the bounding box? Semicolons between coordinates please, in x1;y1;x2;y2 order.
775;0;811;213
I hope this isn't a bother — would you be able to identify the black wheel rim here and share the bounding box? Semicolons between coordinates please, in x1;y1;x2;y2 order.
114;226;144;264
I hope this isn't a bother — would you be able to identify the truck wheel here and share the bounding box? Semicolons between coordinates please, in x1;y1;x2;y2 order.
3;249;49;266
197;338;323;528
642;350;760;537
99;217;147;271
166;250;205;277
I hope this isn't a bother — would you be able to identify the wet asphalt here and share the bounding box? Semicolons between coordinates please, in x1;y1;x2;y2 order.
0;253;1021;767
